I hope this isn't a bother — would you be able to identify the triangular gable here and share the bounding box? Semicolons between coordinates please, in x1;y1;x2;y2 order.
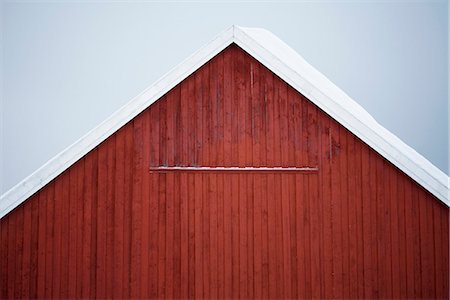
1;25;448;218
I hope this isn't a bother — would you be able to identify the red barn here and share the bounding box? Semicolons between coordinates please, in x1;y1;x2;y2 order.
1;26;448;299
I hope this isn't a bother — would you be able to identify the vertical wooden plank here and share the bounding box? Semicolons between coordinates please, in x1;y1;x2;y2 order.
421;188;436;298
432;197;443;299
9;205;20;298
308;105;321;299
259;59;270;300
279;82;292;299
260;172;270;299
426;195;436;299
69;161;82;298
0;217;9;299
354;137;365;298
368;151;379;298
187;173;196;299
186;71;196;300
7;201;18;299
216;46;226;300
75;160;85;298
287;89;298;300
411;184;422;298
235;51;248;298
221;52;228;298
157;99;168;299
245;54;254;300
36;188;47;299
378;159;391;299
173;173;182;299
114;129;126;298
404;178;414;299
29;193;39;298
339;128;349;299
236;49;248;299
131;115;144;298
148;104;160;298
185;72;196;297
82;152;94;299
89;148;99;299
319;116;333;300
13;206;23;300
52;174;63;298
60;170;71;298
302;172;312;299
286;79;296;170
194;66;205;299
272;76;283;298
194;173;204;299
294;97;306;300
216;172;225;299
139;112;150;299
208;58;219;296
209;173;219;299
230;46;240;300
157;171;167;299
361;143;372;298
173;90;182;299
165;89;176;300
95;143;108;299
389;168;400;299
253;173;263;299
238;173;248;299
288;173;299;298
267;172;279;299
397;172;407;299
281;174;292;298
195;63;203;167
165;171;175;299
223;64;233;298
230;173;240;299
166;164;175;300
202;63;211;299
179;80;189;299
246;174;255;300
67;164;78;298
22;196;33;298
179;172;189;298
347;134;358;298
441;207;449;298
419;189;433;298
330;122;343;299
251;59;263;300
265;68;277;299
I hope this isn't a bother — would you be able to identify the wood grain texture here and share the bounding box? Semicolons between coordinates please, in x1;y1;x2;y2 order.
0;44;448;299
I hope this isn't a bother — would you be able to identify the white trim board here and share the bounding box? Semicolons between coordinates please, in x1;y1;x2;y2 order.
1;25;448;218
148;166;319;173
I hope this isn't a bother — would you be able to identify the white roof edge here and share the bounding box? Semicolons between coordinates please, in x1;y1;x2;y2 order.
1;25;448;218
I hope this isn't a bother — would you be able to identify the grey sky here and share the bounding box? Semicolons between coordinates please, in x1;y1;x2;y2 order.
1;0;448;193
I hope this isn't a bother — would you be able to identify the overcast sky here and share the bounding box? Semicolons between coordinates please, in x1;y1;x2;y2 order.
1;0;448;193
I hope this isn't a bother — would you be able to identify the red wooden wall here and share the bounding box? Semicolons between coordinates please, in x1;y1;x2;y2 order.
0;44;448;299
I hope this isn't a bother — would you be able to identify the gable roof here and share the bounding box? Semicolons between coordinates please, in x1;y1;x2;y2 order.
1;26;448;218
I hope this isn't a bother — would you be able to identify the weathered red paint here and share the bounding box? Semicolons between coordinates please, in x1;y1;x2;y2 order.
0;44;448;299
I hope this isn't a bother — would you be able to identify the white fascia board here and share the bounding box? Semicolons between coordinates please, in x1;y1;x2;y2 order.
233;26;449;206
1;25;448;219
0;26;235;219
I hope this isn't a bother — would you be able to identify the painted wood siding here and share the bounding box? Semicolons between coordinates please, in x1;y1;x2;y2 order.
0;44;448;299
